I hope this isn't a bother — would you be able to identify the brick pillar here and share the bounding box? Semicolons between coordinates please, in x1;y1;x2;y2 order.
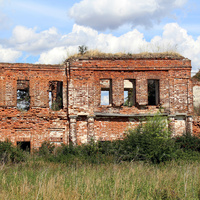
112;77;124;106
168;116;176;136
5;79;16;107
87;115;95;142
69;116;77;145
136;79;148;105
186;116;193;135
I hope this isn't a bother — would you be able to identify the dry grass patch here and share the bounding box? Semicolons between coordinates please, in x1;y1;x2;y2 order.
67;49;184;60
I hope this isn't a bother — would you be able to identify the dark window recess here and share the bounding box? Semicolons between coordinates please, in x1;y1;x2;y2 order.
17;141;30;152
124;79;136;107
148;80;159;105
49;81;63;111
17;80;30;111
100;79;112;105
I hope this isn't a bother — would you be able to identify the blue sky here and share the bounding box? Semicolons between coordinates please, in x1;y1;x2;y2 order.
0;0;200;72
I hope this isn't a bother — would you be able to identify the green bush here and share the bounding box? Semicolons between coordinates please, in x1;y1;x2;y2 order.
97;141;116;155
0;140;26;163
116;114;176;164
38;141;55;157
175;149;200;161
38;140;116;164
49;143;80;163
80;140;117;164
35;115;200;164
174;133;200;152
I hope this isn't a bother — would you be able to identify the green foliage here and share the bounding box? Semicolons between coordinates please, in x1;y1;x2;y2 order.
38;141;55;157
51;96;63;111
192;70;200;81
17;89;30;111
37;115;200;164
116;115;175;164
0;140;27;164
78;45;88;55
175;133;200;152
124;89;134;107
3;114;200;166
44;140;115;164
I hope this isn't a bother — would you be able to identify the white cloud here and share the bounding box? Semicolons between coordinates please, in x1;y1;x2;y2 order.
37;46;77;64
69;0;187;30
2;22;200;71
9;26;61;54
36;23;200;71
150;23;200;70
36;24;148;64
101;94;109;105
0;45;21;62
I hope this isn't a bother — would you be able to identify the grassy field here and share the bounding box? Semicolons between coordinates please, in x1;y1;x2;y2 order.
0;159;200;200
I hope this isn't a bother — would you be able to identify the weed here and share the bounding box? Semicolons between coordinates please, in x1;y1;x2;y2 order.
78;45;88;55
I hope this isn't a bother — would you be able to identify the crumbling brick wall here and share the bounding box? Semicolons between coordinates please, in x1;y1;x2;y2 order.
0;63;68;149
192;77;200;136
0;56;193;149
68;57;192;142
193;116;200;137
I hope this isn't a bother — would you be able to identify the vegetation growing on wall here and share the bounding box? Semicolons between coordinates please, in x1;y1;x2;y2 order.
1;115;200;165
67;49;184;60
78;45;88;55
192;70;200;82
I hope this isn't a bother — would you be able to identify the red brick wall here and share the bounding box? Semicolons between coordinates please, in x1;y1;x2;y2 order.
94;117;140;141
193;116;200;137
0;63;68;149
69;58;192;116
0;57;193;149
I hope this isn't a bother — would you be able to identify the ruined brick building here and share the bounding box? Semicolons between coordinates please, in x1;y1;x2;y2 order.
0;53;193;150
192;71;200;136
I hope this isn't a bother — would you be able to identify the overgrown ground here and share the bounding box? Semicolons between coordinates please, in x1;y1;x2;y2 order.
1;115;200;199
1;159;200;200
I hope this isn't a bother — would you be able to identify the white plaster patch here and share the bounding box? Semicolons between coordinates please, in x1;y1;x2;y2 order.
49;128;64;137
193;85;200;107
175;117;186;136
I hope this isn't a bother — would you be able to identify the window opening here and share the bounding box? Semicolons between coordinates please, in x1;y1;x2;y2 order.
49;81;63;111
100;79;112;105
17;80;30;111
148;79;159;105
124;79;136;106
17;141;30;152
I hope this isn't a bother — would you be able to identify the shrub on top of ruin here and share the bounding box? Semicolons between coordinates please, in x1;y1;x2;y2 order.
78;45;88;55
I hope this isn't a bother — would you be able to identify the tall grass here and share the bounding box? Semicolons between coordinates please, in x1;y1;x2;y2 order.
0;160;200;199
1;115;200;199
